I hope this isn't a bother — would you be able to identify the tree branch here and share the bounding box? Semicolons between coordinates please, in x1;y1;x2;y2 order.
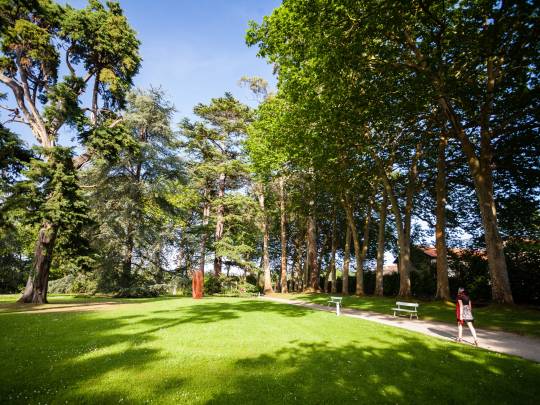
14;52;49;145
73;152;93;170
65;45;76;76
0;72;38;133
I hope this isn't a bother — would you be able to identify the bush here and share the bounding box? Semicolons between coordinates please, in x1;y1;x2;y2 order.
448;252;491;301
168;277;192;296
506;239;540;305
0;255;29;294
114;284;167;298
237;281;260;296
204;275;223;295
331;273;399;296
48;274;76;294
48;273;98;295
203;274;259;296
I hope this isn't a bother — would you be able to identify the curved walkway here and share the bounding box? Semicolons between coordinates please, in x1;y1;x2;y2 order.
262;296;540;363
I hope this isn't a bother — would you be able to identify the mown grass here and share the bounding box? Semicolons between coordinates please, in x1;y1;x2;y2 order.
1;295;539;404
279;292;540;338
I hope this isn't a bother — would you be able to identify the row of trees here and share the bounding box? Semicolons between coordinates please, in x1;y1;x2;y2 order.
243;0;539;303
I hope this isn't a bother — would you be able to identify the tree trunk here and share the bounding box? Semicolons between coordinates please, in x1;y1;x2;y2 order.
342;216;351;295
307;207;319;292
475;168;513;302
318;234;329;291
375;188;387;296
438;96;513;303
120;222;134;288
18;221;57;304
279;176;288;293
121;156;144;289
343;195;364;296
357;199;373;296
193;190;210;299
257;189;273;294
303;232;309;291
435;134;450;300
330;209;337;293
214;172;226;276
294;232;304;292
404;143;421;245
371;151;412;297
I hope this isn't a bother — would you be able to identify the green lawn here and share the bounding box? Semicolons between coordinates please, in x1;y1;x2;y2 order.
1;295;539;404
282;292;540;338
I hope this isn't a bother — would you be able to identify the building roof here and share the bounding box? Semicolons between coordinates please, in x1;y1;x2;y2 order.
417;246;487;259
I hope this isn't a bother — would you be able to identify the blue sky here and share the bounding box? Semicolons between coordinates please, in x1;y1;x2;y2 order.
6;0;281;146
124;0;280;116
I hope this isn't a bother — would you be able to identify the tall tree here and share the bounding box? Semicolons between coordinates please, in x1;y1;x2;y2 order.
83;88;181;289
190;94;251;276
247;0;539;303
278;175;288;293
435;132;450;300
375;188;387;296
0;0;141;303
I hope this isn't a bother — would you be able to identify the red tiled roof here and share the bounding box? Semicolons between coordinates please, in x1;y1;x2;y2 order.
417;246;486;259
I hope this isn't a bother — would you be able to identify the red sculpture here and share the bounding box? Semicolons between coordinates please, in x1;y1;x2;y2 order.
192;270;203;299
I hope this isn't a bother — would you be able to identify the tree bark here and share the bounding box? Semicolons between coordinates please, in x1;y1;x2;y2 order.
435;134;451;300
402;30;513;303
438;98;513;303
404;144;422;254
329;209;337;293
342;195;365;296
303;231;309;291
257;189;273;294
318;234;329;291
375;188;387;296
18;221;58;304
342;214;351;295
307;206;319;292
214;172;226;276
279;176;288;293
357;199;373;296
292;233;303;292
371;151;412;297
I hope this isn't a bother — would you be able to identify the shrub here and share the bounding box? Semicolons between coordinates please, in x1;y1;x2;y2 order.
204;275;222;295
506;239;540;305
48;273;98;295
48;274;76;294
203;274;259;296
114;285;165;298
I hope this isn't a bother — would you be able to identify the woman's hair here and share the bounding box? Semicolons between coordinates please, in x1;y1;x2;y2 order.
457;287;467;299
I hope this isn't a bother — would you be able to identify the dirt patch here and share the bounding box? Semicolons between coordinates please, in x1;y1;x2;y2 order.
0;301;137;314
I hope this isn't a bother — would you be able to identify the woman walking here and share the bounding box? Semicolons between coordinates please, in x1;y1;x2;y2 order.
456;287;479;346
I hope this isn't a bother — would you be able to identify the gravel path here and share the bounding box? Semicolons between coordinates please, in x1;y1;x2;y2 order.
262;296;540;363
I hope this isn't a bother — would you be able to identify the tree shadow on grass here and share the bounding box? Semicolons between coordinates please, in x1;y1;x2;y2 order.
0;310;169;403
0;298;313;403
135;299;315;335
207;337;540;405
2;297;540;404
0;294;183;314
